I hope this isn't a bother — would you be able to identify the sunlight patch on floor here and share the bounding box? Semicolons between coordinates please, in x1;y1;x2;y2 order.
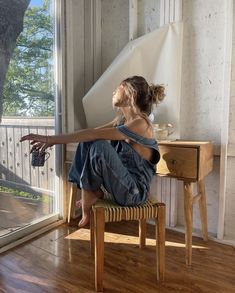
65;228;208;249
65;228;90;240
165;241;208;249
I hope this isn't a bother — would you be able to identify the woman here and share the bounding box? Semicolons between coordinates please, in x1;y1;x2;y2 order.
20;76;165;227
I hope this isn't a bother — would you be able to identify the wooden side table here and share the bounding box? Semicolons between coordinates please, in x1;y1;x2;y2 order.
156;140;214;265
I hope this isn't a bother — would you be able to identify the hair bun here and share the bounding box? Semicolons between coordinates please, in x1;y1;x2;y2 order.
149;84;165;104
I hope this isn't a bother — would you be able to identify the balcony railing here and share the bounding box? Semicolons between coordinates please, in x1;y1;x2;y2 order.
0;117;55;196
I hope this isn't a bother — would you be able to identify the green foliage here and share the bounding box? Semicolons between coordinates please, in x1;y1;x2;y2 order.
3;0;54;117
0;185;38;200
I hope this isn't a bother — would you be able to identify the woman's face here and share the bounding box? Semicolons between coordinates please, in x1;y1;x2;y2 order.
112;85;129;107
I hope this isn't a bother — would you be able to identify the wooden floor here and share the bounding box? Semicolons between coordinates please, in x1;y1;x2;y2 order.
0;192;49;236
0;221;235;293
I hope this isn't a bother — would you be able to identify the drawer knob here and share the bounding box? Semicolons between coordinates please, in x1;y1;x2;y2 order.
171;159;177;165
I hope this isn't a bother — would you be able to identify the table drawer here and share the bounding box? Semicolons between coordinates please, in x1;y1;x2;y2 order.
157;146;198;180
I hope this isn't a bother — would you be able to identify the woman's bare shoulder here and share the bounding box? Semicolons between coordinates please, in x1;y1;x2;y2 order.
125;117;153;138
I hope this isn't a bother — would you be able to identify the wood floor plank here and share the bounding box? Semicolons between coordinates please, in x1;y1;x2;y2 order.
0;222;235;292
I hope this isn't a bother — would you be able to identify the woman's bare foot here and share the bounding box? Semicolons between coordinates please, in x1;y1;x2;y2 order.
78;189;104;228
75;188;103;209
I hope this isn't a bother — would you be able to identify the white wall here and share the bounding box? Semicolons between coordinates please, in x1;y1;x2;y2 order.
101;0;160;71
180;1;225;144
137;0;160;36
101;0;129;72
175;0;227;236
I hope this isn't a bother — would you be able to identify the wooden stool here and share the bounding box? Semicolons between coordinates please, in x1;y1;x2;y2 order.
67;184;165;292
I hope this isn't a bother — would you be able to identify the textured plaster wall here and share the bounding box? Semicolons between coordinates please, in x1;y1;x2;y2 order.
177;0;227;235
101;0;160;72
137;0;160;37
101;0;129;72
180;1;225;144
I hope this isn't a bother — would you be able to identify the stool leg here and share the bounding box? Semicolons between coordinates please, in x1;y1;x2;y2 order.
184;182;193;266
198;179;208;241
155;203;165;281
139;219;146;248
94;207;105;292
67;183;77;224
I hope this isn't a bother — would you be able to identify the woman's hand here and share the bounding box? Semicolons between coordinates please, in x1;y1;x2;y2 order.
20;133;54;153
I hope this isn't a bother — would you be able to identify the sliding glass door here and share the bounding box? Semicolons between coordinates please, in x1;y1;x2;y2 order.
0;0;62;249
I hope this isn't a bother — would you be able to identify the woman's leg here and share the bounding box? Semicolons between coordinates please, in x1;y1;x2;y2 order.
71;140;142;227
78;188;103;227
68;141;103;210
80;140;142;206
68;141;94;185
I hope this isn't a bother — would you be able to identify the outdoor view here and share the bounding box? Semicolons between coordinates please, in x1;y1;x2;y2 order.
0;0;56;242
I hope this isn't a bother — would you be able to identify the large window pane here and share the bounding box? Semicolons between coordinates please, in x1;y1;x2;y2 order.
0;0;58;243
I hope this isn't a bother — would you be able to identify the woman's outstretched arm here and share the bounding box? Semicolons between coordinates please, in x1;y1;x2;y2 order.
20;127;125;153
20;117;150;152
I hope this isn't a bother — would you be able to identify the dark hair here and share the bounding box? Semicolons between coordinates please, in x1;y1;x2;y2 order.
114;75;165;125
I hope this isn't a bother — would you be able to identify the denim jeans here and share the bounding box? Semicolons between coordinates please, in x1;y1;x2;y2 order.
68;140;145;206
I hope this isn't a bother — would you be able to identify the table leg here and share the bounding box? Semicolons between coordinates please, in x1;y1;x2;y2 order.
67;183;77;224
184;182;193;266
198;178;208;241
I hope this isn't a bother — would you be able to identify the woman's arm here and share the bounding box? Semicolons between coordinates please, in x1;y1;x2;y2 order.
20;127;126;151
20;117;151;152
50;127;126;144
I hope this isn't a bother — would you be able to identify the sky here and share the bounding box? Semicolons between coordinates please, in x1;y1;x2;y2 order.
30;0;43;7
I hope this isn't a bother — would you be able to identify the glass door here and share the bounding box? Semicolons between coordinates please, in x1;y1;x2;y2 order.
0;0;61;249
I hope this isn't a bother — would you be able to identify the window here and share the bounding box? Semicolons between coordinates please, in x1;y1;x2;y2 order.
0;0;63;250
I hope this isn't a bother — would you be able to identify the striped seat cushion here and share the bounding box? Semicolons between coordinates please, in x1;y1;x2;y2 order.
92;197;160;222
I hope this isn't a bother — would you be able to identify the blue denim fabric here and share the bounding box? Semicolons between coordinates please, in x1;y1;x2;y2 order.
116;125;160;164
68;125;160;206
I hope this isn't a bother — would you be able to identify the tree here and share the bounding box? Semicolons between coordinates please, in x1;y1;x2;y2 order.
0;0;30;120
2;0;54;117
